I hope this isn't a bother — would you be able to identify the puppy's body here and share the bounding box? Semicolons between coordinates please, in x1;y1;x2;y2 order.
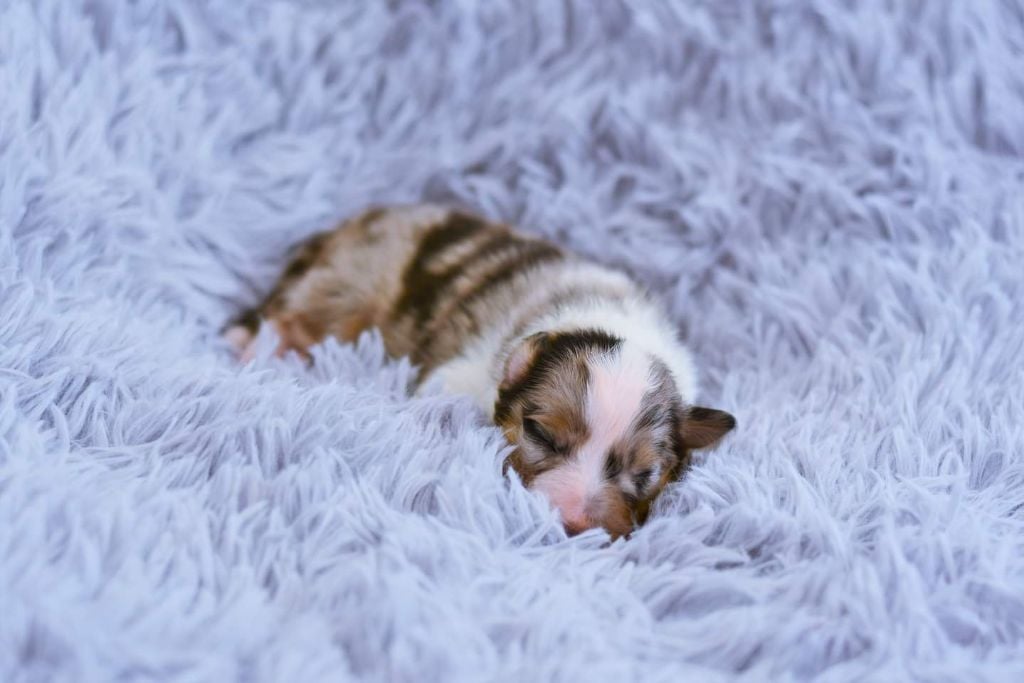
228;205;734;537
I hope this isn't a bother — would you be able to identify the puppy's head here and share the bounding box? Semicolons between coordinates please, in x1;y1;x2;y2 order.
494;330;734;538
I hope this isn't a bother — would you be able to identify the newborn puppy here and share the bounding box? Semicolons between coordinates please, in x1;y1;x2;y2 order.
225;205;735;538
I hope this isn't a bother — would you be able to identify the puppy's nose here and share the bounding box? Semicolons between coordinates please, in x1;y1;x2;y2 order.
564;517;594;536
561;505;598;536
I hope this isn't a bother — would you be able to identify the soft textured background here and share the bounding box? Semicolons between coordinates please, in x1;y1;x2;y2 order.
2;1;1023;680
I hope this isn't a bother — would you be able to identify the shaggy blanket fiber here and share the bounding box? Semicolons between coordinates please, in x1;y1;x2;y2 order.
2;1;1023;680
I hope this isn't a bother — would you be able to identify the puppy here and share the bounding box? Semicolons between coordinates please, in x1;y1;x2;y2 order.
225;205;735;538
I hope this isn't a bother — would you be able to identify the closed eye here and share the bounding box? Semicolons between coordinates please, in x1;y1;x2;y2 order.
632;469;654;494
523;418;565;455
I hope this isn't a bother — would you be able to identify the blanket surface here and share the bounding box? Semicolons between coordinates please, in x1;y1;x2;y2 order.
2;1;1023;680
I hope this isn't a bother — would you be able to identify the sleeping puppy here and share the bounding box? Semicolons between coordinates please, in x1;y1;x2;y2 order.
225;205;735;538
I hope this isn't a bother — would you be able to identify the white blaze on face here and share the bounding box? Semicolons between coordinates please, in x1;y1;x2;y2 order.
532;345;653;530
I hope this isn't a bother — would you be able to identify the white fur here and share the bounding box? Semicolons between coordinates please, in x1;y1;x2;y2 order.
584;346;653;462
576;346;652;490
427;331;508;409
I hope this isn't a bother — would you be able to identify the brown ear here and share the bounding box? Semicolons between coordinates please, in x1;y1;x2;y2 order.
500;332;551;389
678;406;736;450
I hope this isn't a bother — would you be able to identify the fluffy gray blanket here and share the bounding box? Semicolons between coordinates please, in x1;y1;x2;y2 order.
2;1;1023;680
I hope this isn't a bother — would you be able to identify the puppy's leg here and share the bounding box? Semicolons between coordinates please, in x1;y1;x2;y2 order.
222;229;338;361
223;308;263;362
224;220;385;361
223;306;324;362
